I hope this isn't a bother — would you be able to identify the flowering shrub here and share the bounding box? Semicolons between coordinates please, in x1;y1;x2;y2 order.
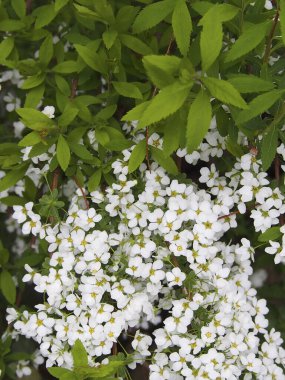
1;0;285;379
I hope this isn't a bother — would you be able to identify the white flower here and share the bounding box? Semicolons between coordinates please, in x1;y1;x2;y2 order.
42;105;55;118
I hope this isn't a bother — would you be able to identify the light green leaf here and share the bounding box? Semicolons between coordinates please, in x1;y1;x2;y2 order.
16;108;54;130
0;37;14;60
121;101;150;122
39;34;53;66
34;4;56;29
24;84;45;108
0;20;25;31
18;132;42;147
143;55;181;74
236;90;284;124
202;77;248;109
69;143;93;161
139;82;191;128
261;126;278;170
199;4;239;24
120;34;152;55
225;22;269;62
186;90;212;153
58;105;79;128
113;82;142;99
227;74;275;93
151;147;178;174
128;140;146;173
72;339;88;369
0;164;29;192
0;270;16;304
57;135;70;171
88;170;102;192
53;60;83;74
258;227;282;242
74;44;106;73
103;29;118;49
21;73;45;90
172;0;192;57
133;0;175;33
47;367;74;379
200;19;222;72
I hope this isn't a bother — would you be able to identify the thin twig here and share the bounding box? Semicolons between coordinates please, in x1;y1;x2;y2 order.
70;78;78;99
26;0;32;14
275;155;285;225
218;210;240;220
263;11;279;64
73;176;89;210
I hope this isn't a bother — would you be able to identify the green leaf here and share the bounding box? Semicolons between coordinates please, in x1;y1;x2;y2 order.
103;29;118;49
74;44;106;74
72;339;88;369
0;164;29;192
199;4;239;25
0;20;25;31
24;83;45;108
120;34;152;55
58;105;79;127
121;101;150;122
261;126;278;171
128;140;146;173
47;367;74;379
18;132;42;147
21;73;45;90
235;90;284;124
227;74;275;93
69;143;93;161
11;0;26;19
151;147;178;175
113;82;142;99
88;169;102;192
202;77;247;109
34;4;56;29
224;22;269;63
186;90;212;153
133;0;175;33
0;37;14;60
138;82;191;128
0;248;9;266
39;34;53;66
55;0;70;12
16;108;54;130
53;60;83;74
258;227;282;242
280;0;285;47
57;135;70;171
172;0;192;57
200;19;222;72
0;270;16;304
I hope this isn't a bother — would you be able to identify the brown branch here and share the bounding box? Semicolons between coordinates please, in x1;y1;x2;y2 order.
73;176;89;210
263;11;279;64
218;210;240;220
70;78;78;99
26;0;32;14
51;167;61;191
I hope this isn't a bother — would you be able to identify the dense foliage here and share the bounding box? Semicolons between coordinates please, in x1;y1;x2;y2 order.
1;0;285;379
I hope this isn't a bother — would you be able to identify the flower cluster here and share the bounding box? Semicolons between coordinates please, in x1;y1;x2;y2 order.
7;146;285;379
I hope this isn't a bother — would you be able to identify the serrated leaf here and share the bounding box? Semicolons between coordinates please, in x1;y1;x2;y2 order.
113;82;142;99
57;135;70;171
261;126;278;170
121;101;150;122
0;270;16;304
202;77;247;109
172;0;192;57
258;227;282;242
151;147;178;174
72;339;88;369
88;169;102;192
133;0;175;33
225;22;269;63
186;90;212;153
138;82;191;128
236;90;284;124
227;74;275;93
128;140;146;173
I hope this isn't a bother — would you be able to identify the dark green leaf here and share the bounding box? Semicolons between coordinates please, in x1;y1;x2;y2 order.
11;0;26;18
128;140;146;173
0;270;16;304
280;0;285;46
39;34;53;66
258;227;282;242
74;44;106;74
0;164;29;192
151;147;178;174
88;169;102;192
261;126;278;170
55;0;70;12
57;135;70;171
